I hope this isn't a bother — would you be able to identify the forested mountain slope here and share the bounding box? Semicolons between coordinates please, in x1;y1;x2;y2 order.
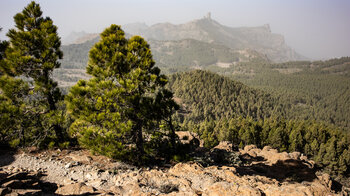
226;57;350;130
149;39;269;74
167;70;284;122
167;71;350;177
57;34;350;130
168;68;350;131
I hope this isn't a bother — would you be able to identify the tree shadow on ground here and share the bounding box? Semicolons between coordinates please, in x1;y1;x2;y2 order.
0;169;110;195
235;153;343;193
0;170;59;195
237;158;317;182
0;147;16;167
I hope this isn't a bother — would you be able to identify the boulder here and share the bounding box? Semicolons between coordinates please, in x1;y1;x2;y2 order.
110;183;143;195
244;144;258;152
262;146;272;151
213;141;233;152
247;150;258;158
203;182;262;196
289;152;301;160
87;179;106;189
263;182;332;196
55;182;95;195
138;169;192;194
176;131;204;147
0;147;340;196
317;173;332;189
11;189;42;196
168;163;219;192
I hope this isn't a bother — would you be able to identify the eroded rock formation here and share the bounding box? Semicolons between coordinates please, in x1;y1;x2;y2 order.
0;145;347;195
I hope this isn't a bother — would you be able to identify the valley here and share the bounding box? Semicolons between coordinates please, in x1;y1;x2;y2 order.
1;3;350;195
56;16;350;131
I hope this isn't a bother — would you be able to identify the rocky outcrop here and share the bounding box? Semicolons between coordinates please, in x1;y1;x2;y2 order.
123;16;306;62
55;182;96;195
240;145;313;166
0;146;347;195
111;161;341;195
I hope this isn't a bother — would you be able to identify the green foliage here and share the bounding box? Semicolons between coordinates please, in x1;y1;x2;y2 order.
66;78;133;159
186;116;350;175
61;37;99;69
168;70;283;122
0;1;68;147
66;25;178;161
149;39;268;74
55;28;350;134
227;58;350;130
57;43;350;132
1;2;349;180
170;70;350;175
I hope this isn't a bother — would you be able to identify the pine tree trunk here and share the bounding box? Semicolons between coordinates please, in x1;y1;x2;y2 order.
47;93;56;111
47;89;64;143
135;121;144;156
132;99;144;157
53;124;64;143
168;116;176;152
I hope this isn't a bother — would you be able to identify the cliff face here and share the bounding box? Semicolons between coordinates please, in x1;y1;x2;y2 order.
148;39;269;71
123;17;306;62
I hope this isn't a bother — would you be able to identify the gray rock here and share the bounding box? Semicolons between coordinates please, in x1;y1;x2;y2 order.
65;162;72;169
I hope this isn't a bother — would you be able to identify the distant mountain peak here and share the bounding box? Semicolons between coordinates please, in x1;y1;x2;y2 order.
62;31;89;45
263;24;271;33
62;31;99;45
68;16;306;62
122;16;306;62
204;12;212;20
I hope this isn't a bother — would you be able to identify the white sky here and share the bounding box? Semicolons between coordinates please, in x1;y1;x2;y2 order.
0;0;349;60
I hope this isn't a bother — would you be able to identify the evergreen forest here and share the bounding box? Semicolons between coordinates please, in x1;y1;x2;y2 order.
1;1;349;183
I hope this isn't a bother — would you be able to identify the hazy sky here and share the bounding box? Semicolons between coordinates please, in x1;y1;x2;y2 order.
0;0;349;60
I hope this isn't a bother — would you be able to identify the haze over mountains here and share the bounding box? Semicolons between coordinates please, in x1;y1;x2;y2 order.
56;14;350;132
63;14;306;63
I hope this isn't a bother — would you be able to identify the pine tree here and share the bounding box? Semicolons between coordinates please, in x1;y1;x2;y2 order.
66;24;177;159
2;1;65;145
0;74;30;146
0;28;24;145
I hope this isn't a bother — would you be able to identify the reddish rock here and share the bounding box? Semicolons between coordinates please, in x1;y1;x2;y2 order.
203;182;262;196
55;182;95;195
11;189;42;195
214;141;233;152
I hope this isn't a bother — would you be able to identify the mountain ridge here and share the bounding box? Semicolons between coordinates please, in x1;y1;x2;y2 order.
63;15;306;62
123;15;306;62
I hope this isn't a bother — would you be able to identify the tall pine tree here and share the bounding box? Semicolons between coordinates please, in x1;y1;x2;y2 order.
1;1;66;146
66;24;178;160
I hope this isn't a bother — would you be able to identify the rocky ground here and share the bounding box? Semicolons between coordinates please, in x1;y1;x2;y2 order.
0;143;349;195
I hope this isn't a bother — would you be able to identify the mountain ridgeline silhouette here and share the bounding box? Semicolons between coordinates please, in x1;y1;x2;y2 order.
123;14;306;62
62;14;306;63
